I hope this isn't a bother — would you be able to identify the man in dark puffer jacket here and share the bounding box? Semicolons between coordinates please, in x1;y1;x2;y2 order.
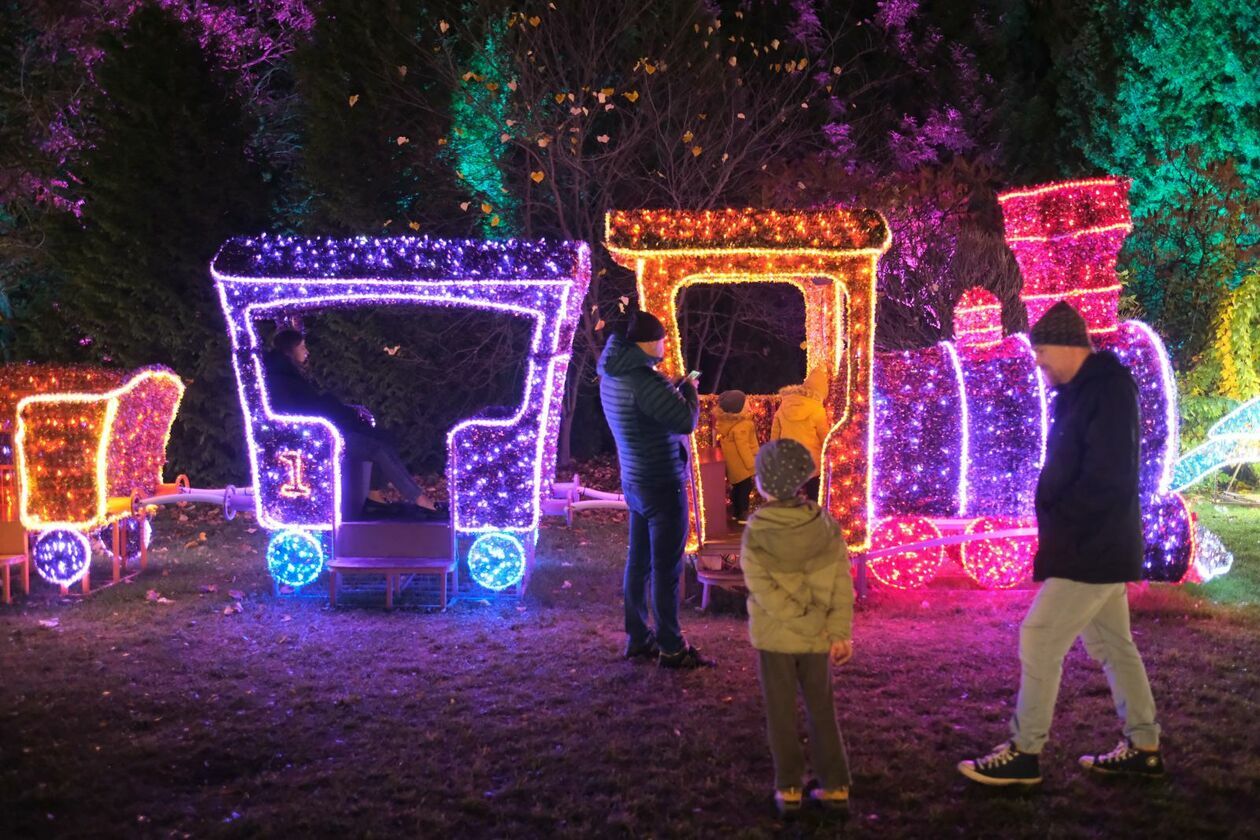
599;311;712;669
959;301;1165;786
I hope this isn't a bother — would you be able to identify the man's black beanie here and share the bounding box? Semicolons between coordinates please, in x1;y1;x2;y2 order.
1029;301;1091;348
625;310;666;343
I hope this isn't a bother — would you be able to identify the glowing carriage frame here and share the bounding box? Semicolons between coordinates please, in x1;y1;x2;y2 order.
604;181;1201;592
605;207;887;558
211;235;590;595
0;365;185;594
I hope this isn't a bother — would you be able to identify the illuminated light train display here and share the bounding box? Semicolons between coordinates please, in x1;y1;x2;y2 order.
609;178;1197;591
0;177;1209;603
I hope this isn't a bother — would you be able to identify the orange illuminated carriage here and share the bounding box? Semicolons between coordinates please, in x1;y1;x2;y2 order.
605;208;890;601
0;364;185;596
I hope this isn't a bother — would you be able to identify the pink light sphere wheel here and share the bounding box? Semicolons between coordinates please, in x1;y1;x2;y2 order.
959;517;1036;590
867;516;946;590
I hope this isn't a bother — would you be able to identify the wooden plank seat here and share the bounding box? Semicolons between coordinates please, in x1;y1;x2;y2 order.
328;555;455;610
331;521;455;610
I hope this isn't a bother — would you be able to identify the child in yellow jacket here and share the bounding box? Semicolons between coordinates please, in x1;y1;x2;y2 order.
715;390;759;522
771;367;831;502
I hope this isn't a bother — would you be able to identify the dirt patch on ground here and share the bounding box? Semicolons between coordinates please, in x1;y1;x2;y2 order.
1;506;1258;838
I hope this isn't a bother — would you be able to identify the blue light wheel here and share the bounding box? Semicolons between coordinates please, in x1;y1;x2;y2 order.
266;530;325;588
33;529;92;586
467;532;526;591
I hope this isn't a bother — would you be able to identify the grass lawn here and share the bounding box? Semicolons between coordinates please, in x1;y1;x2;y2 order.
2;499;1258;838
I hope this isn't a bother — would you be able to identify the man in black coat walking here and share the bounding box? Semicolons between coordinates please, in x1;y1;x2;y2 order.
958;301;1165;786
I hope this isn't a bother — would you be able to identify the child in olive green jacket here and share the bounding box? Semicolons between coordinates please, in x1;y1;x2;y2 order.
740;438;854;814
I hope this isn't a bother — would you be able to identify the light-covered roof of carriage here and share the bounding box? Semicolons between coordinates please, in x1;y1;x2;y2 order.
605;208;890;254
212;235;590;281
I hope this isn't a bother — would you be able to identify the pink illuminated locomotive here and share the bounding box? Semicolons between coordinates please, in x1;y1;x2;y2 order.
868;179;1191;589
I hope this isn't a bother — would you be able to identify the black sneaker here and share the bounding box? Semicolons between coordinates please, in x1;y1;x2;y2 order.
623;632;660;660
658;644;715;669
957;742;1042;786
1079;739;1165;777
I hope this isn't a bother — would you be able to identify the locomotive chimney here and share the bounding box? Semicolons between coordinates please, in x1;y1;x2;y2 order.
998;178;1132;338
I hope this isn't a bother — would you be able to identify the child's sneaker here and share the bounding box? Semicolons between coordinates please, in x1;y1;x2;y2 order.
774;787;803;815
808;786;850;811
1079;739;1165;777
957;742;1042;786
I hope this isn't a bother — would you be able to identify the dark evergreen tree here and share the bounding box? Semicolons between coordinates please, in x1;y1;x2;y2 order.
47;4;271;481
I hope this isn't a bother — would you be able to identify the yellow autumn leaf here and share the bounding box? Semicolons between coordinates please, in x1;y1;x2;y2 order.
623;90;639;102
643;62;656;74
481;202;492;213
682;130;694;143
437;137;447;145
691;145;703;156
348;94;360;107
600;87;615;96
531;171;545;183
529;15;541;26
554;93;566;103
490;215;501;227
485;82;499;92
408;221;420;230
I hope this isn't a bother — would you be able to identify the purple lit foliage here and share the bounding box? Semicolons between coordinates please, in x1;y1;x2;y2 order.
8;0;314;209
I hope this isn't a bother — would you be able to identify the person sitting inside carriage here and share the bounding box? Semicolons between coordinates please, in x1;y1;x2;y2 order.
263;328;443;520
